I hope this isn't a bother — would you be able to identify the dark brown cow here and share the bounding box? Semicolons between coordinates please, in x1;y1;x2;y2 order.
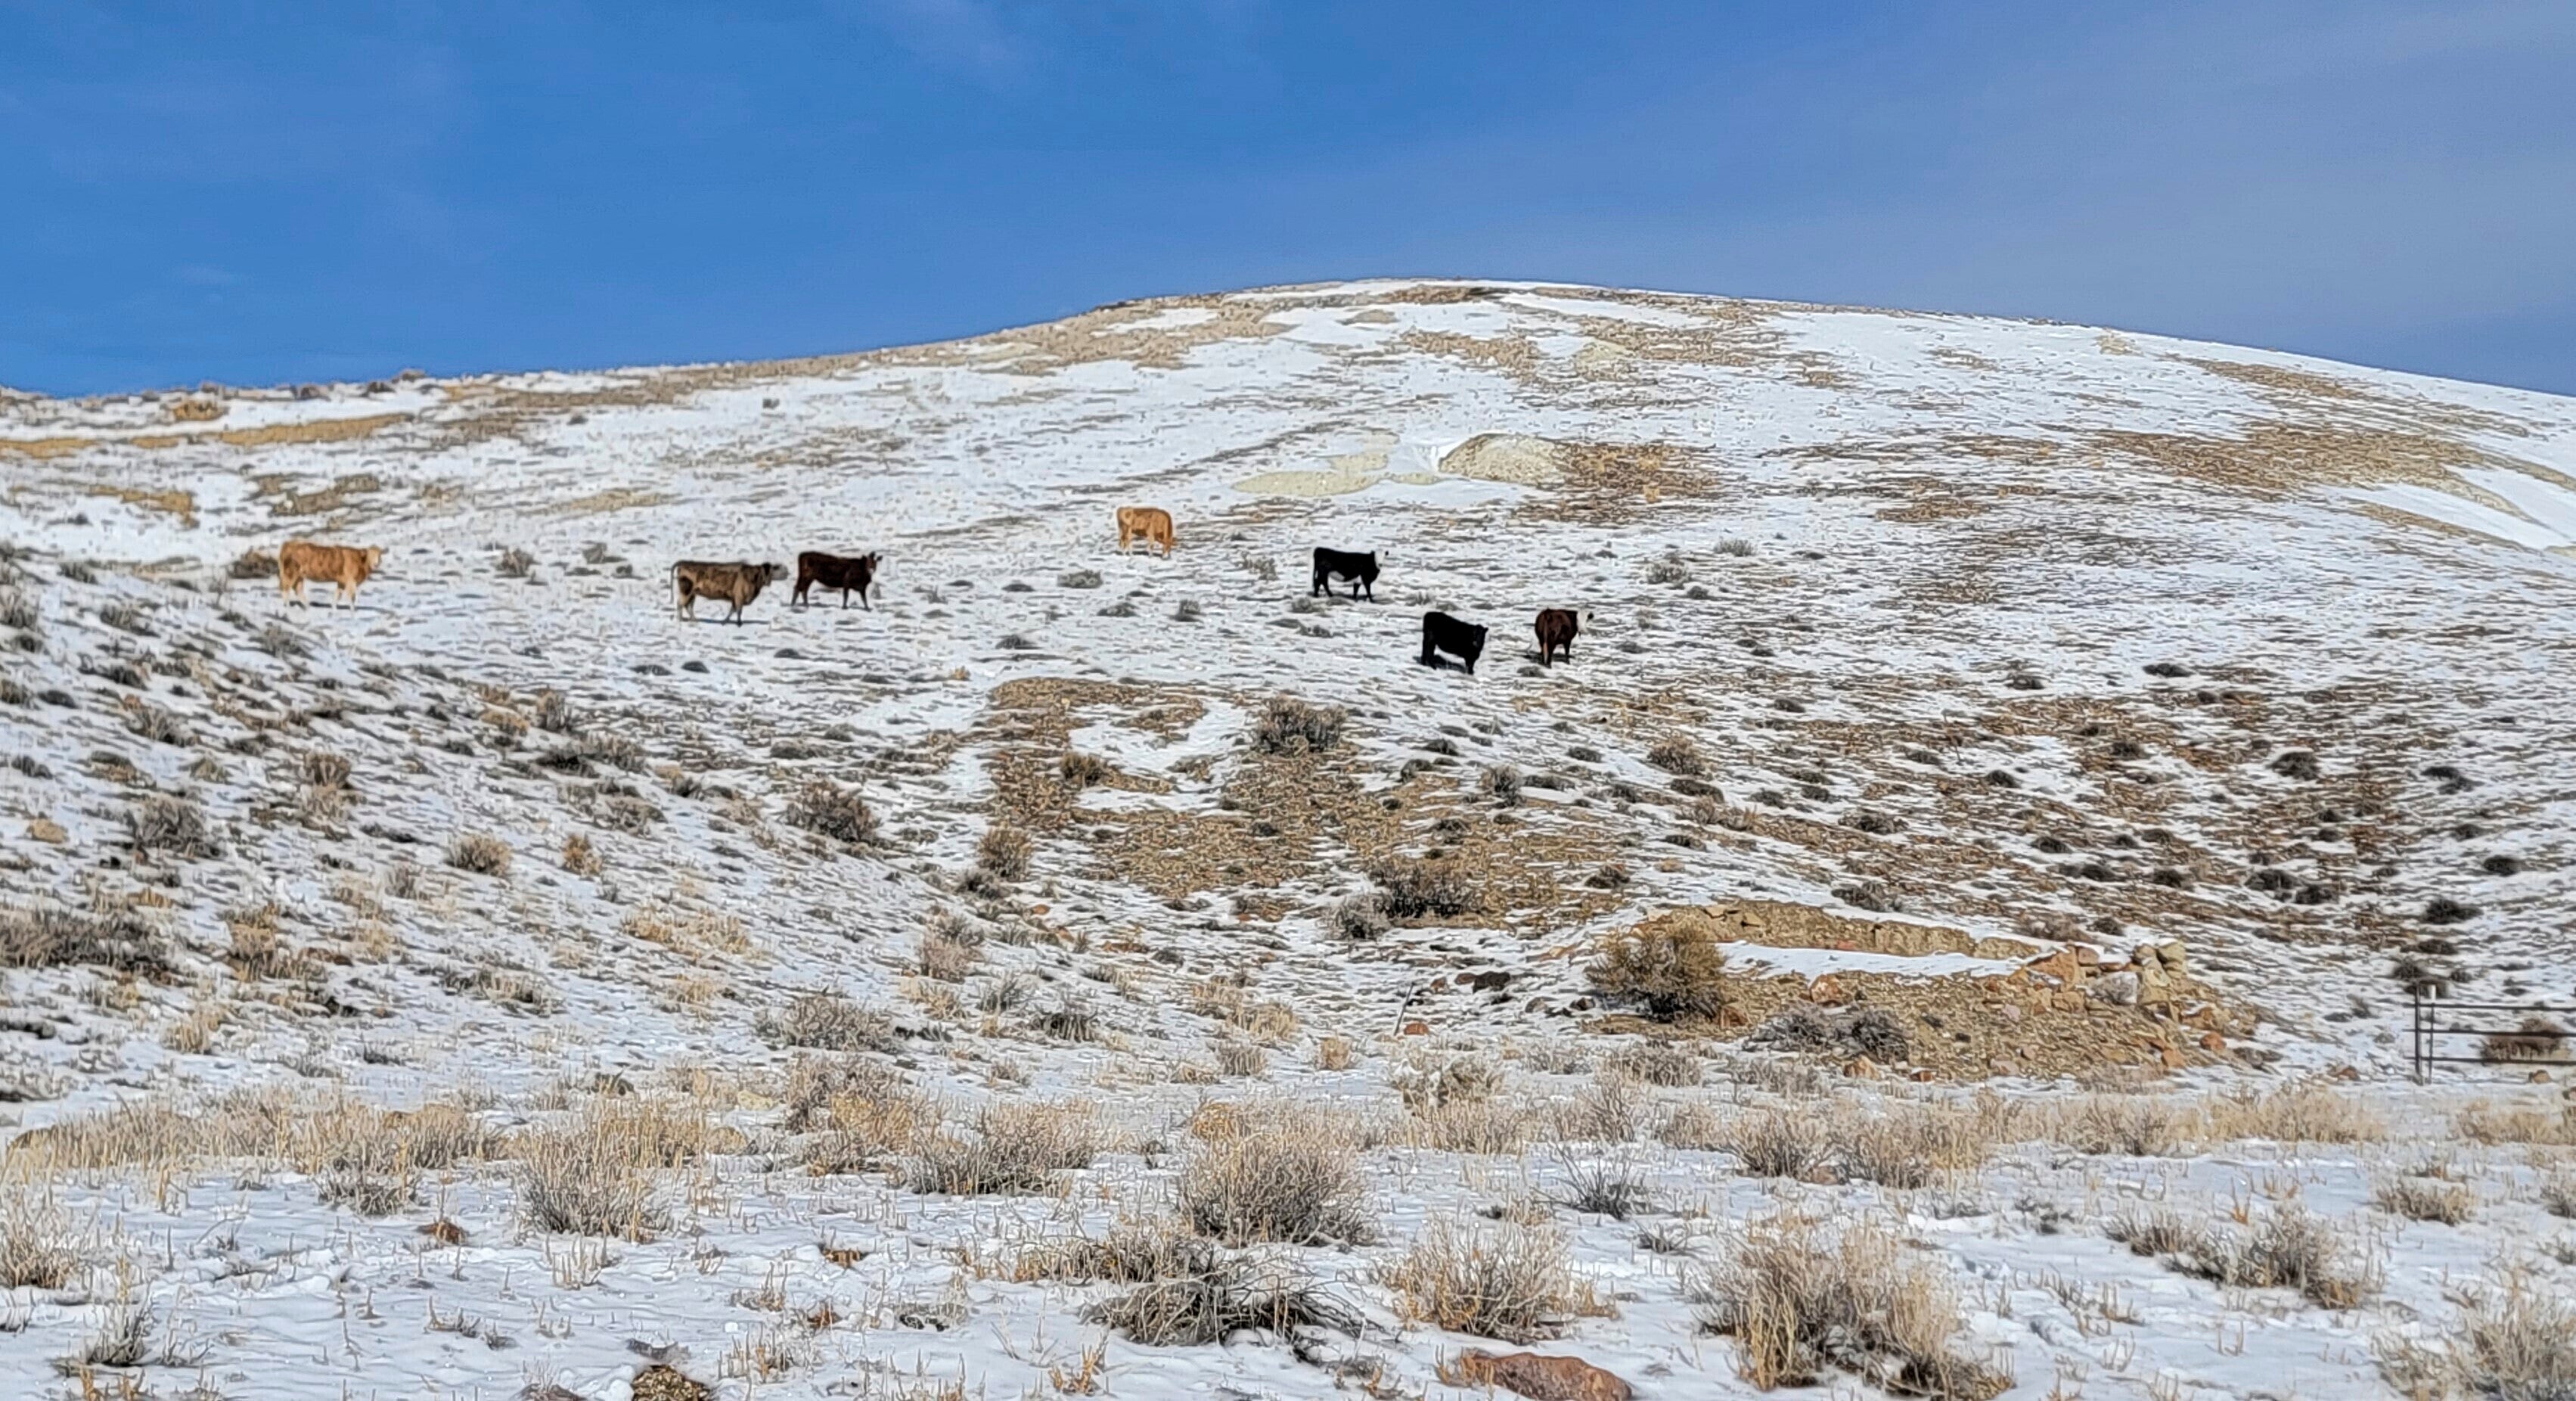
1420;610;1488;674
793;550;881;610
672;560;784;624
1534;608;1587;666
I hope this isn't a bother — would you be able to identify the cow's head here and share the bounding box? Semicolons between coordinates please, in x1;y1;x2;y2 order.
863;551;883;569
760;562;786;582
362;547;384;571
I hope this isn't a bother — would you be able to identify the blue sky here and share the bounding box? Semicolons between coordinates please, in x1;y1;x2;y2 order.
5;2;2571;396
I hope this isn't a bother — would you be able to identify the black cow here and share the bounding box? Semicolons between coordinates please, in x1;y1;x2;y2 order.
793;550;882;610
1311;548;1380;601
1420;610;1488;674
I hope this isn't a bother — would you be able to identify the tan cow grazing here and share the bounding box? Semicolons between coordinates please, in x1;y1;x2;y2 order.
1116;506;1175;558
672;559;784;624
277;540;385;609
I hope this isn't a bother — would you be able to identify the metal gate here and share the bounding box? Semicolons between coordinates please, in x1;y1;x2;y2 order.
2408;994;2575;1082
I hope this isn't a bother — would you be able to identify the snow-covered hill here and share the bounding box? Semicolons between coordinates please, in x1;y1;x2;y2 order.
3;281;2572;1401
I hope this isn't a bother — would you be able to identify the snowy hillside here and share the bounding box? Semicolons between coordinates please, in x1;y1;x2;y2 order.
2;280;2573;1400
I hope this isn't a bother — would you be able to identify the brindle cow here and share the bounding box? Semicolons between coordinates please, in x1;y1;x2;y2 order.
1534;608;1587;666
277;540;384;610
793;550;881;610
1116;506;1175;558
672;560;784;624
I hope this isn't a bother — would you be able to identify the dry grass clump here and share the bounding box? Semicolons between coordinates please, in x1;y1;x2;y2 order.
905;1100;1101;1195
228;548;277;580
1250;696;1346;755
0;1204;79;1288
444;831;511;875
0;902;171;974
758;991;897;1052
1178;1118;1372;1245
2453;1098;2576;1148
2376;1269;2576;1401
1690;1214;2010;1399
786;1058;940;1173
1187;978;1299;1044
976;824;1032;881
1366;859;1478;920
2199;1082;2385;1144
1379;1219;1609;1343
1712;1099;2001;1188
1587;921;1726;1021
1745;1004;1910;1064
1058;751;1113;787
517;1106;671;1240
1603;1041;1702;1087
1085;1252;1359;1348
2373;1173;2477;1225
2159;1204;2379;1308
2049;1095;2194;1157
2541;1172;2576;1219
126;794;218;857
1389;1057;1540;1152
1645;735;1705;775
785;780;878;846
2480;1015;2569;1063
560;831;603;875
1330;891;1390;940
1015;1217;1216;1285
1314;1036;1356;1070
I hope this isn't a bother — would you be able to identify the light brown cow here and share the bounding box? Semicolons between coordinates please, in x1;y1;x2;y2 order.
672;559;784;624
1116;506;1175;558
277;540;385;609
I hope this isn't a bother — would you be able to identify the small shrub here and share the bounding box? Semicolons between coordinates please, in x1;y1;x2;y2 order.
2050;1096;2193;1157
1367;859;1476;920
1587;921;1726;1021
905;1101;1101;1194
2270;749;2320;781
1645;737;1705;775
759;992;895;1052
2178;1204;2378;1308
1379;1220;1603;1344
0;1208;79;1288
1058;752;1112;787
2373;1175;2476;1225
1605;1041;1700;1087
228;548;277;580
120;701;188;747
2376;1269;2576;1401
445;831;511;875
1644;553;1690;586
1250;697;1345;755
496;547;536;579
1085;1253;1355;1348
1173;600;1203;622
785;781;877;846
127;795;218;858
998;632;1038;651
1484;764;1522;806
977;824;1032;880
518;1107;667;1240
1546;1153;1658;1220
561;833;603;875
1690;1214;2010;1399
1330;891;1389;940
2424;896;2481;926
1180;1121;1372;1245
1057;569;1103;589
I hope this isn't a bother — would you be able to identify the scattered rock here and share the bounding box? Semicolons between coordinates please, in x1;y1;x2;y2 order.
630;1365;712;1401
1442;1350;1634;1401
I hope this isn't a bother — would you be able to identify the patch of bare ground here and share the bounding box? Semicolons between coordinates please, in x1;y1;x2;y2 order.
1398;329;1543;381
2090;421;2529;499
1588;903;2253;1080
979;679;1622;928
